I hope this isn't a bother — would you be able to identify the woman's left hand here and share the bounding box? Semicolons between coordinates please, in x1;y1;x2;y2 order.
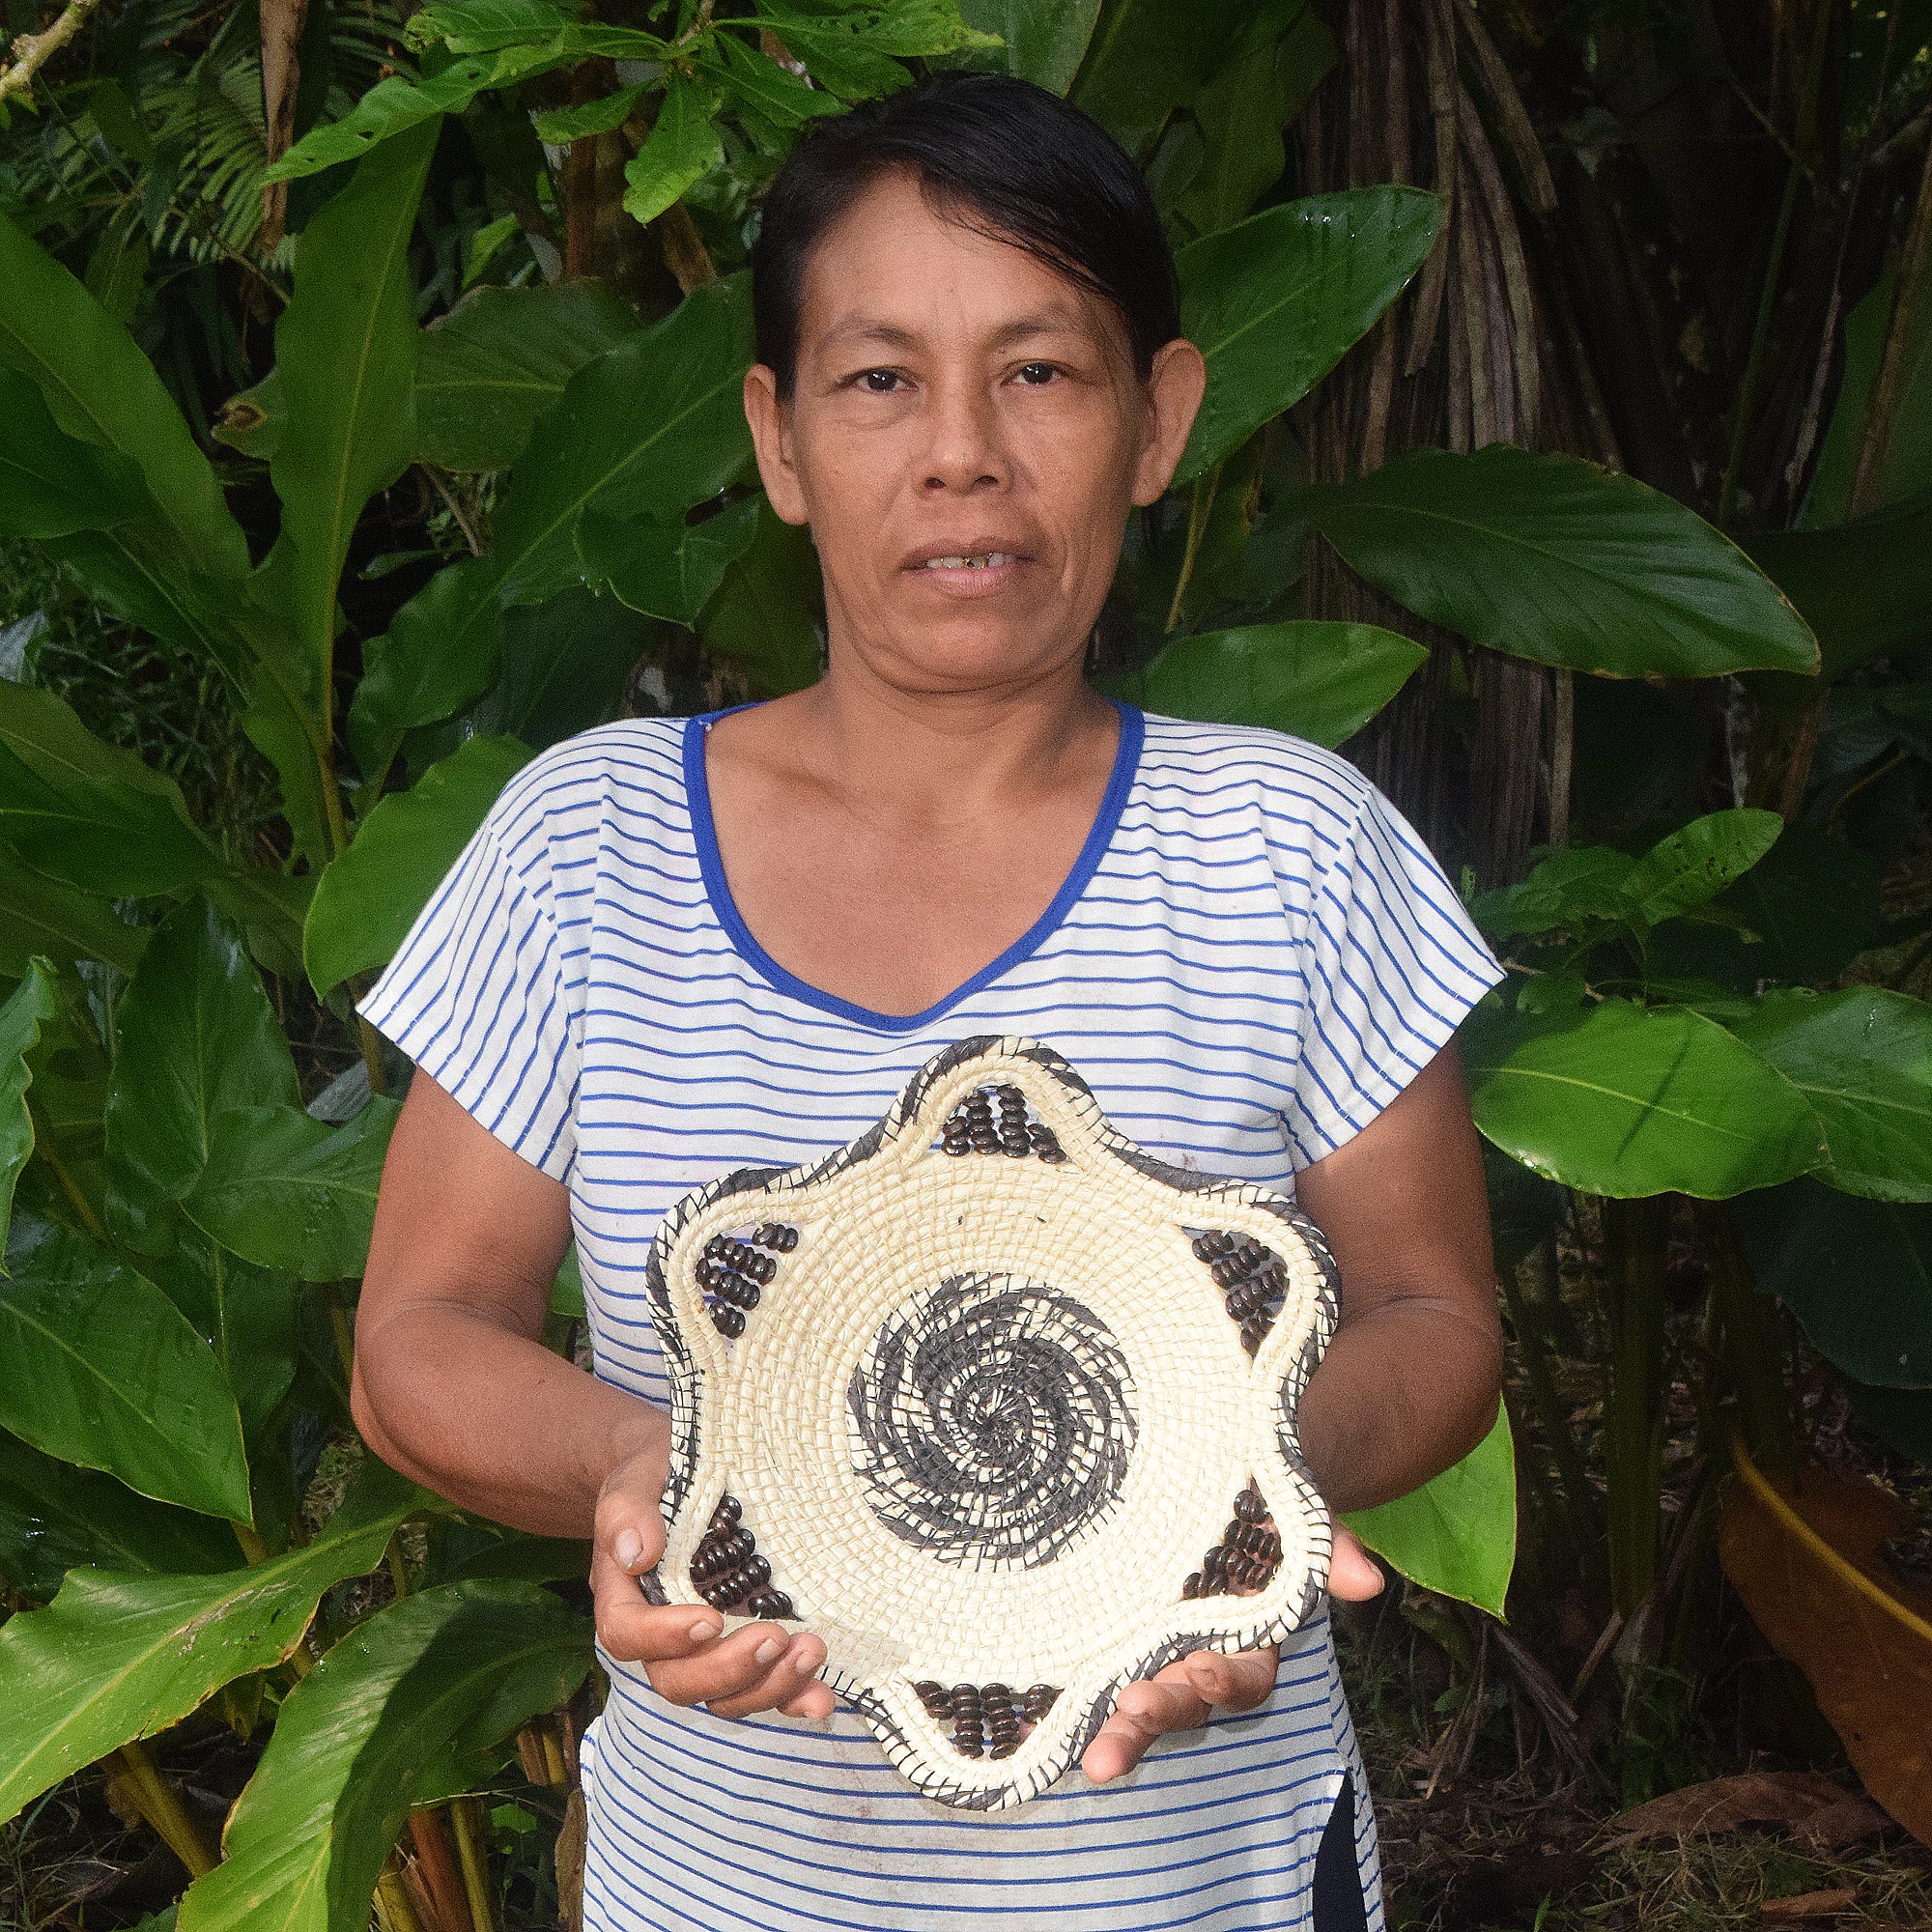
1080;1522;1385;1784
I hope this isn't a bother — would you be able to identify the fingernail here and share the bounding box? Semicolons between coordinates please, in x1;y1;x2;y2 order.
754;1636;785;1664
687;1618;717;1643
612;1528;641;1570
791;1648;819;1674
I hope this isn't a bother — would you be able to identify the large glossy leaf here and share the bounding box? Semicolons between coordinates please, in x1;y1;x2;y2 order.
1070;0;1268;152
0;962;57;1250
1473;846;1636;942
1111;620;1425;748
1744;504;1932;679
270;121;438;682
1618;810;1783;925
0;1430;238;1602
957;0;1098;92
105;899;299;1248
0;1214;249;1521
176;1582;590;1932
1802;268;1932;527
0;847;145;977
346;556;505;789
490;274;754;605
469;586;650;751
304;734;530;996
1341;1406;1516;1617
1463;997;1823;1199
0;365;147;539
0;215;248;581
621;72;725;226
0;1461;420;1824
185;1099;400;1281
415;283;639;474
696;497;823;696
140;1231;302;1438
1302;445;1821;679
1174;189;1442;486
578;494;760;626
1734;1179;1932;1388
1728;989;1932;1203
1719;822;1884;982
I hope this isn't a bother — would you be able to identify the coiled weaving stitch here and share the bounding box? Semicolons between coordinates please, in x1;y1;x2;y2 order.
640;1035;1341;1810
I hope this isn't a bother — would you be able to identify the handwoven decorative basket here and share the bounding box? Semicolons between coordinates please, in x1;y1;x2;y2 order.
640;1036;1341;1810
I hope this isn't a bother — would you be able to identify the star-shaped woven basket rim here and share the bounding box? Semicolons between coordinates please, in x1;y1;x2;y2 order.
641;1036;1341;1810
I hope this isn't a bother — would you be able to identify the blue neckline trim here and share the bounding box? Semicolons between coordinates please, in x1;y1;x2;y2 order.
683;696;1144;1035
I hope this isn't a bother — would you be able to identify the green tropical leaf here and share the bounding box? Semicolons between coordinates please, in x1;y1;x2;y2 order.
1847;1380;1932;1462
1735;1179;1932;1389
185;1099;401;1281
621;73;725;227
1728;989;1932;1204
0;848;145;978
269;121;439;688
0;366;148;539
176;1581;590;1932
1618;810;1783;925
305;735;532;996
492;274;755;604
104;899;299;1249
0;1214;250;1522
0;962;58;1249
1111;620;1426;748
696;497;823;696
1463;997;1824;1199
408;0;575;53
0;214;249;581
579;494;760;625
1175;189;1443;485
0;749;222;898
1472;846;1637;942
0;1461;422;1825
1301;444;1822;679
957;0;1099;93
139;1231;303;1439
469;587;651;750
1070;0;1269;153
415;283;639;474
347;557;506;789
701;34;848;132
1744;503;1932;679
1342;1405;1516;1617
0;1430;239;1602
1719;823;1883;984
530;80;649;143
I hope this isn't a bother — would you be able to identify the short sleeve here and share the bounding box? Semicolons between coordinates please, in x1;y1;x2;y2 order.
1283;777;1503;1167
356;789;579;1182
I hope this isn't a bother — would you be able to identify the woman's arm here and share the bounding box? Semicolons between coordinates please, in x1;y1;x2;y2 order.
355;1072;836;1720
1082;1040;1500;1781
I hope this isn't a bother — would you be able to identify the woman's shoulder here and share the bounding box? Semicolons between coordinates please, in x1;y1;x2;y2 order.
1131;709;1387;840
485;715;692;830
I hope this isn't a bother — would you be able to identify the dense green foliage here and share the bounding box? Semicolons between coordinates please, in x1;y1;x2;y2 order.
1;0;1930;1920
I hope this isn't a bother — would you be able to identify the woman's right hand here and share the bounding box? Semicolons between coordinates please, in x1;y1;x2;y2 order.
590;1445;837;1721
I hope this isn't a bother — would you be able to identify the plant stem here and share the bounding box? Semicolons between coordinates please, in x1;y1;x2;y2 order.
375;1856;428;1932
232;1521;270;1564
0;0;108;100
1498;1250;1601;1573
1601;1194;1671;1619
112;1740;217;1878
1697;1202;1798;1475
1718;0;1834;527
1164;468;1221;634
410;1807;475;1932
451;1796;499;1932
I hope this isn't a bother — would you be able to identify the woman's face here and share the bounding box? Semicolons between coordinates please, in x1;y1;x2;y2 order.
744;170;1207;698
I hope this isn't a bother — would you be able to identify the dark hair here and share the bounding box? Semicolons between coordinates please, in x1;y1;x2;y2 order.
750;72;1181;398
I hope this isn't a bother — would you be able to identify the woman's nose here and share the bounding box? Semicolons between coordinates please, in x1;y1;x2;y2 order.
920;380;1009;494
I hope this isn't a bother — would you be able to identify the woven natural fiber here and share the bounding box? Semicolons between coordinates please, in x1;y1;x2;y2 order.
640;1036;1340;1811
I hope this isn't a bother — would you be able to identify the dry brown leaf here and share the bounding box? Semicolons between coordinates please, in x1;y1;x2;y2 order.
1759;1888;1859;1922
1606;1771;1859;1847
1719;1446;1932;1850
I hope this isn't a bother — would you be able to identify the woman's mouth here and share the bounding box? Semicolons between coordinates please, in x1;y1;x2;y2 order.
919;552;1023;570
907;551;1032;597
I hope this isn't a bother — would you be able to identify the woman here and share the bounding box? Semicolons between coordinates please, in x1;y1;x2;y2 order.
355;72;1504;1932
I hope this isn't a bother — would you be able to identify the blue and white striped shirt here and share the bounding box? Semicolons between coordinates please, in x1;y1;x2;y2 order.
362;702;1502;1932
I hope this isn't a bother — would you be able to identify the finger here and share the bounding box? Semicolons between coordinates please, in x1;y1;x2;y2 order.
1179;1646;1278;1713
590;1553;722;1664
706;1632;835;1720
1082;1678;1209;1784
1327;1524;1386;1603
593;1492;666;1579
648;1620;810;1710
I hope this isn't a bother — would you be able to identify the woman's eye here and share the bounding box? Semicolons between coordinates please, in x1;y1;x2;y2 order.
1016;361;1058;385
860;369;901;393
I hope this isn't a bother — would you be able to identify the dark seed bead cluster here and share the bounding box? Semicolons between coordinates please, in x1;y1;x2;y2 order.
1191;1231;1289;1353
911;1677;1061;1757
939;1084;1065;1163
698;1227;796;1337
1180;1484;1283;1599
688;1494;794;1618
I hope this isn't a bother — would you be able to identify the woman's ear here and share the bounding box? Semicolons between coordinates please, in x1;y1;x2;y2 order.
1130;337;1209;508
743;363;810;526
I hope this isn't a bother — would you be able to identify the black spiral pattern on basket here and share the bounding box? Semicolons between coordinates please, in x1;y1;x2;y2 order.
847;1273;1138;1568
